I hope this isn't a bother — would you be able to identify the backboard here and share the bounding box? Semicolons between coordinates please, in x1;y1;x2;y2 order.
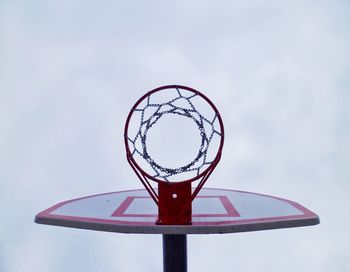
35;188;319;234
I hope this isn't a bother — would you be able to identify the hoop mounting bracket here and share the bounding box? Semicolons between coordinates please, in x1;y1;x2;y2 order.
156;182;192;225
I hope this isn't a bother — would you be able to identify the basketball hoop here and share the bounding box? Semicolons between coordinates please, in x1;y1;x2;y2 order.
124;85;224;224
35;84;320;272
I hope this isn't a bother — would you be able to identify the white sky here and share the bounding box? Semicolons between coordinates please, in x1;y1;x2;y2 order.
1;1;350;271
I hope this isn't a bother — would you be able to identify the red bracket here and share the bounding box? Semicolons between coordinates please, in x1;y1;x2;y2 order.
156;182;192;225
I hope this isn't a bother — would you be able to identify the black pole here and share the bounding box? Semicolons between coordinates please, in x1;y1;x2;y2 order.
162;234;187;272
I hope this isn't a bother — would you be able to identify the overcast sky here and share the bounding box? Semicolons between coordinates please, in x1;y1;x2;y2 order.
1;1;350;271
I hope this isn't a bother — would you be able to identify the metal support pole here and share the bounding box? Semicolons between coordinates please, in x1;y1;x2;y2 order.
162;234;187;272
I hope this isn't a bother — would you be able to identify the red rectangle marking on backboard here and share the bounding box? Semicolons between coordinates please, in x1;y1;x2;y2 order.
111;195;240;218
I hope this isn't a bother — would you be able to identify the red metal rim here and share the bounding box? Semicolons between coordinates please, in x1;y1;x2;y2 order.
124;85;225;184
